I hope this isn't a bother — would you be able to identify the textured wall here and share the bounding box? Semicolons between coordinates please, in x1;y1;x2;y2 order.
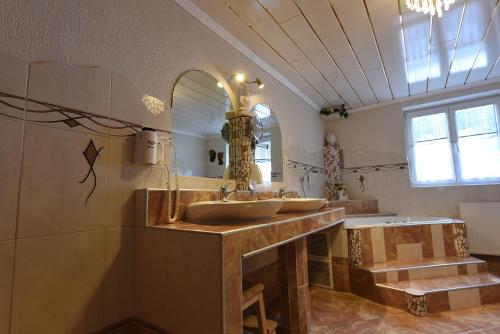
326;82;500;218
0;0;326;196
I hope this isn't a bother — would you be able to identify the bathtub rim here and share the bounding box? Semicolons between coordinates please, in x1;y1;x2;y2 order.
343;216;464;229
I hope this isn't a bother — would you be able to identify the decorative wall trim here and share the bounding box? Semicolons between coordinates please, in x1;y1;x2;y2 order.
0;91;170;136
287;160;324;174
342;162;408;175
79;140;103;204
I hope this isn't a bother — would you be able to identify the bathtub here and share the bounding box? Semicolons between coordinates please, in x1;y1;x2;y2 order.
344;216;461;229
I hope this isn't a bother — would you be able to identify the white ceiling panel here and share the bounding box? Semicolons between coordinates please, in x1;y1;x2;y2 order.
467;4;500;83
226;0;305;63
295;0;377;105
431;0;466;46
401;5;432;95
364;0;409;99
179;0;499;112
291;57;342;106
447;0;498;87
258;0;300;23
428;41;455;91
281;15;362;108
329;0;393;101
488;56;500;79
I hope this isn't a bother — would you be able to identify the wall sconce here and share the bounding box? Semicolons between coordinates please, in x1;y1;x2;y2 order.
251;78;264;89
230;73;264;89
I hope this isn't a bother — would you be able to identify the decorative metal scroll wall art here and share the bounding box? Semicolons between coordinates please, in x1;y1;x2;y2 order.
0;91;170;204
286;160;324;174
341;162;408;193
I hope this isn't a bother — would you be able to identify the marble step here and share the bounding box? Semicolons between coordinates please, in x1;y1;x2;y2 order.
376;273;500;315
359;256;487;283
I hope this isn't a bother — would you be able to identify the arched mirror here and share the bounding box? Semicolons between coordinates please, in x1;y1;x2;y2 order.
251;103;283;184
171;70;233;178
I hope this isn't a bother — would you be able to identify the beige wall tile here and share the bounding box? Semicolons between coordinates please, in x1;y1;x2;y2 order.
27;62;111;118
467;264;478;274
0;54;27;241
386;271;399;283
110;73;170;132
11;231;105;334
107;138;164;227
396;243;423;261
408;265;458;280
431;224;446;258
103;227;133;327
0;240;15;334
133;227;168;326
0;53;28;119
17;124;107;237
0;118;23;240
370;227;386;263
330;225;346;258
448;288;481;310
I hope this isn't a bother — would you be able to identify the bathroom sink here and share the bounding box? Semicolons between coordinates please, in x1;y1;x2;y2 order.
185;199;283;223
278;198;326;213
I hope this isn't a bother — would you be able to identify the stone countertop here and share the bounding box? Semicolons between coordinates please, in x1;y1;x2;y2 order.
150;207;345;236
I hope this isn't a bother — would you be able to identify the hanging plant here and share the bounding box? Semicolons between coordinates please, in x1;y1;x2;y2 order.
320;104;349;119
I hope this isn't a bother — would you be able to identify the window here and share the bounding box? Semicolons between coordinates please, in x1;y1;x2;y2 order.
255;141;272;184
405;96;500;186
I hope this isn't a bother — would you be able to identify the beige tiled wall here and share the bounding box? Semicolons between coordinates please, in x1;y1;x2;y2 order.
0;54;170;334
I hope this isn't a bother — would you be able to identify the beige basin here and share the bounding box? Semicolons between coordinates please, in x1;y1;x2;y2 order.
278;198;326;213
186;199;283;223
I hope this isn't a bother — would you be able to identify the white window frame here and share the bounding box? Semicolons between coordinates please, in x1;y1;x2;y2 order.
404;95;500;187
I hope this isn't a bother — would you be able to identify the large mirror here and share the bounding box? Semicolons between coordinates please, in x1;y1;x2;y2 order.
251;103;283;183
171;70;232;178
171;70;283;185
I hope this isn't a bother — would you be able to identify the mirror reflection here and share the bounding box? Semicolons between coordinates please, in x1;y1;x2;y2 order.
171;70;232;178
251;103;283;183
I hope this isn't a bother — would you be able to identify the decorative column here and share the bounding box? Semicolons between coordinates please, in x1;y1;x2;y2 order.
278;238;311;334
226;110;253;190
324;143;343;200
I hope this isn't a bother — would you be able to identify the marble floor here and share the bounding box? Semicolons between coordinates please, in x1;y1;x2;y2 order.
310;287;500;333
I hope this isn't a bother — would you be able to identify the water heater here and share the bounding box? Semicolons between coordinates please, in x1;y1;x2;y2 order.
134;128;157;165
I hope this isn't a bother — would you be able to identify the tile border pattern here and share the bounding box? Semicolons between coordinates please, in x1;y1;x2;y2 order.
0;91;170;137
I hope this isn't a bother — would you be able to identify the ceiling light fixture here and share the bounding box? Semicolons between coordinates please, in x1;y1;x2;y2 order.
235;73;245;82
217;82;224;88
406;0;455;17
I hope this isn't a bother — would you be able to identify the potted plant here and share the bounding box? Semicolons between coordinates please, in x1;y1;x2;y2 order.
320;104;349;119
333;179;348;200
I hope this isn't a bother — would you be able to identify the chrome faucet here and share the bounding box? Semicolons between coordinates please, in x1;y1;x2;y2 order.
279;187;293;199
220;185;237;202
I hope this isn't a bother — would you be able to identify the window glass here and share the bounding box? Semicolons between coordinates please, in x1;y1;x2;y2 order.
412;113;449;142
411;112;455;184
405;98;500;186
455;105;497;137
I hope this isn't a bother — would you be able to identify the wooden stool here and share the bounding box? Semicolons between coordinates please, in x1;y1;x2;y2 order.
242;283;277;334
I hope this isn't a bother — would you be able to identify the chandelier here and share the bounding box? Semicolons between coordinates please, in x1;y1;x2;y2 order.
406;0;456;17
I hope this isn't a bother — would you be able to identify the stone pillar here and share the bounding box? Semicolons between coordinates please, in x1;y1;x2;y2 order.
278;238;311;334
324;143;343;201
226;111;253;190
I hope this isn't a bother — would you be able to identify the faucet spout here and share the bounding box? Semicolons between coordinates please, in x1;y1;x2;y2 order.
220;185;237;202
279;187;293;199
